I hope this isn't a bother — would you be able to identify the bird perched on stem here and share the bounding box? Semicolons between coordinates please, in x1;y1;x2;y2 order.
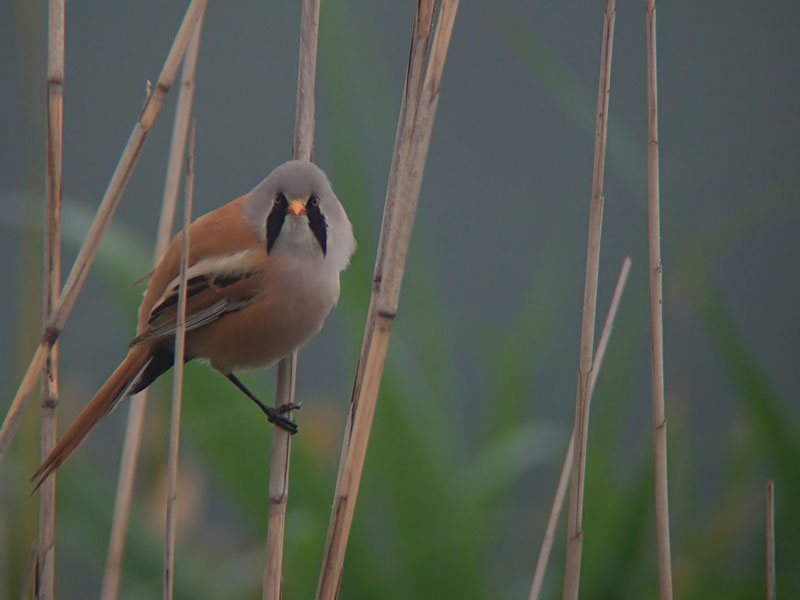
32;160;355;487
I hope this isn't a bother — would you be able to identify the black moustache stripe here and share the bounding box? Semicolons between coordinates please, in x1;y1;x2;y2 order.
266;194;287;254
306;200;327;256
266;194;327;256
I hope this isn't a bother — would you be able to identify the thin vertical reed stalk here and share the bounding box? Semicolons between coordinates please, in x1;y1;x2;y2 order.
292;0;320;162
0;0;208;468
529;257;631;600
263;351;296;600
101;10;206;599
163;121;196;600
22;545;38;599
562;2;615;598
646;3;673;599
766;480;775;600
263;2;321;596
375;0;436;281
37;1;65;598
315;2;458;598
156;9;207;260
324;0;435;519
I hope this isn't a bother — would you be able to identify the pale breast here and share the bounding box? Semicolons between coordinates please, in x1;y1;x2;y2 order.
186;252;341;373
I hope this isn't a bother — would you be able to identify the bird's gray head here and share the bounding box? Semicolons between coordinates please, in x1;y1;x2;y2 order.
244;160;355;273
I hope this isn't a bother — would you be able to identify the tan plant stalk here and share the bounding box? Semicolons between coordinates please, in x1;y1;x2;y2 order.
100;10;206;599
315;2;459;598
529;257;631;600
0;0;208;468
36;1;65;598
330;0;435;501
646;3;673;598
156;9;206;263
375;0;436;281
263;3;321;596
562;2;616;598
292;0;320;162
766;480;776;600
163;121;196;600
263;350;297;600
22;545;38;599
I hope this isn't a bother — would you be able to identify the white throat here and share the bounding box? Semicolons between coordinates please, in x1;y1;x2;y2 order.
272;215;325;259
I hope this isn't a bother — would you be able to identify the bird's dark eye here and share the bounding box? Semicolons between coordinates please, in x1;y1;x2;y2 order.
274;193;287;206
308;195;320;207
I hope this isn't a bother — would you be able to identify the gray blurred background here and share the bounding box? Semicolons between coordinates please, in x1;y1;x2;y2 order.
1;1;798;598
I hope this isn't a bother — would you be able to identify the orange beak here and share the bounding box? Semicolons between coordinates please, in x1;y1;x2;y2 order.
288;200;306;216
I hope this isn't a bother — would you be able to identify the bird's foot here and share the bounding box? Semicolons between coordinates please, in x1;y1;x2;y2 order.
277;402;301;414
266;408;299;435
225;373;299;435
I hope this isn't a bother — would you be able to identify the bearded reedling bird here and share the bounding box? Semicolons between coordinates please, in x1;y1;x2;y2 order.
32;160;355;487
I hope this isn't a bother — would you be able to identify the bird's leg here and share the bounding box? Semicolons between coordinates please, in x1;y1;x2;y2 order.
225;373;298;435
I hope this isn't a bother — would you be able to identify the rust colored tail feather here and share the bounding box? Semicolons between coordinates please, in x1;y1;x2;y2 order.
31;345;151;489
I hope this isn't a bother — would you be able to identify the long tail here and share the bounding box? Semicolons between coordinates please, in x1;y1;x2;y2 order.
31;345;151;489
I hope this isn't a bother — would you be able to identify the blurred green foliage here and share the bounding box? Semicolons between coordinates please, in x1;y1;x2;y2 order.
2;3;798;599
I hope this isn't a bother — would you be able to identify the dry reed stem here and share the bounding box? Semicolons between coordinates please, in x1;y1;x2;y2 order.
22;544;38;600
529;257;631;600
766;480;776;600
292;0;320;162
330;1;436;493
315;2;458;598
563;2;615;598
646;3;673;598
156;9;206;261
263;352;296;600
262;1;321;597
0;0;208;468
163;121;196;600
100;11;206;599
374;0;436;278
36;2;65;598
100;398;146;600
314;0;437;589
